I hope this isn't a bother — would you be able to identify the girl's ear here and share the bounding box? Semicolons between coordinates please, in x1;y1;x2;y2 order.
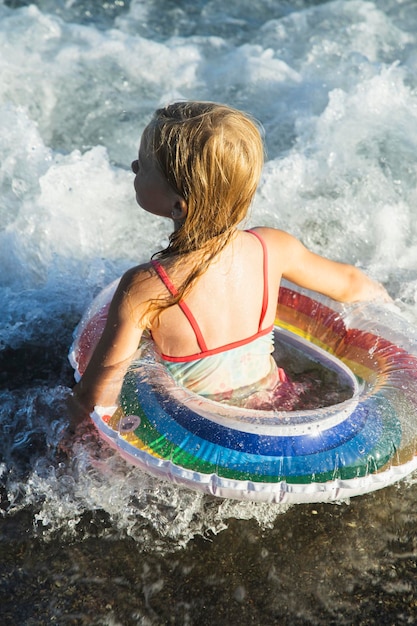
171;198;188;221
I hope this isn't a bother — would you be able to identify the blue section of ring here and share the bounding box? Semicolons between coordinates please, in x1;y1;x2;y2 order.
129;380;399;476
142;380;375;457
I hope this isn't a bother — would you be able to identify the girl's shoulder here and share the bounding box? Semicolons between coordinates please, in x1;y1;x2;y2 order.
109;261;168;329
246;226;296;252
119;261;162;298
246;227;306;277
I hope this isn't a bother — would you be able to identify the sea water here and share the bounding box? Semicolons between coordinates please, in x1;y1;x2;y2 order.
1;0;417;623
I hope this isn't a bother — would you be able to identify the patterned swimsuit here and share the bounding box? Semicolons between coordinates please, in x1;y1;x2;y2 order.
151;230;286;403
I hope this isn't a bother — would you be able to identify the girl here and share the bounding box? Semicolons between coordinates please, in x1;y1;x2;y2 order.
68;101;389;428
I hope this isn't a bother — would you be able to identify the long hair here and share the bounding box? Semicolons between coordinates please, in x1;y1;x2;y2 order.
140;101;264;323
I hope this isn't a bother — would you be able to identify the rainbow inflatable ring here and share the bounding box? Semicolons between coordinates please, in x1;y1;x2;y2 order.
69;278;417;504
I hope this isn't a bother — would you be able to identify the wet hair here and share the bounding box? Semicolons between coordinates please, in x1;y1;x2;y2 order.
141;101;264;321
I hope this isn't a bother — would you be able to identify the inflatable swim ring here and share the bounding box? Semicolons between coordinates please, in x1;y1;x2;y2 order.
69;279;417;504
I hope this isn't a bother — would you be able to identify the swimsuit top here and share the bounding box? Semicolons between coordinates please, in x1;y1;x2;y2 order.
151;229;274;363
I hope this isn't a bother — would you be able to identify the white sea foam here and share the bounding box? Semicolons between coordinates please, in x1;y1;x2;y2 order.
1;0;417;548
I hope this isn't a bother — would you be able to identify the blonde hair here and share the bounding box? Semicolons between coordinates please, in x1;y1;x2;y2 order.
141;101;264;321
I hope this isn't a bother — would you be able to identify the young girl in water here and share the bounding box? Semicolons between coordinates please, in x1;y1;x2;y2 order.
68;101;388;427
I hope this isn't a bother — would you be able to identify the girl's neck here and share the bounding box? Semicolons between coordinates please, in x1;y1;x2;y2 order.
173;219;185;231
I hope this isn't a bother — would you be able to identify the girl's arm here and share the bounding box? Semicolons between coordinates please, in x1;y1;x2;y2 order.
265;229;390;302
68;269;145;428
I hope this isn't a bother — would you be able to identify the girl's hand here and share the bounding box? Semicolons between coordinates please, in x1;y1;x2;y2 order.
67;389;91;431
361;278;392;304
58;391;92;454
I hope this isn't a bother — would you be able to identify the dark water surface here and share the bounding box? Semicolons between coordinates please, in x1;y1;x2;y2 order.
2;482;417;625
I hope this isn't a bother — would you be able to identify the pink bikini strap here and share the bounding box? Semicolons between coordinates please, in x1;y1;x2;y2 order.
245;229;269;330
151;260;208;353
